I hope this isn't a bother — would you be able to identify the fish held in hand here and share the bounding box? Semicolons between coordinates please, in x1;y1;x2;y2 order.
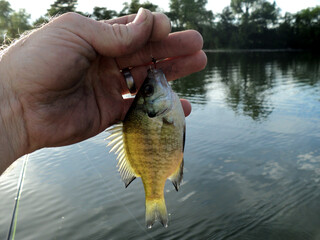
107;68;185;228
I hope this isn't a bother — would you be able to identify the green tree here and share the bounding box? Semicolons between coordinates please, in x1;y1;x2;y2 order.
168;0;214;30
230;0;280;48
250;0;279;29
0;0;12;42
119;0;158;16
92;7;117;20
33;16;49;27
230;0;257;47
293;6;320;49
47;0;78;16
6;9;31;39
277;12;294;48
215;7;237;48
140;1;158;12
0;0;31;44
230;0;256;23
0;0;12;28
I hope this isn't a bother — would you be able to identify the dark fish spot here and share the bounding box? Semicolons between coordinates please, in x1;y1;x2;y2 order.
148;112;156;118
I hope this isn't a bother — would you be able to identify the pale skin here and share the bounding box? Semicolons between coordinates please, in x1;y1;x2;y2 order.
0;8;207;175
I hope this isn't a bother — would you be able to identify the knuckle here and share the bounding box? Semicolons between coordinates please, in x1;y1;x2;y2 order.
112;24;133;55
193;30;204;49
60;12;80;21
54;12;82;25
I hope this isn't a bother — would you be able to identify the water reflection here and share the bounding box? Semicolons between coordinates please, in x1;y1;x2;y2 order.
170;70;211;104
171;51;320;121
1;51;320;240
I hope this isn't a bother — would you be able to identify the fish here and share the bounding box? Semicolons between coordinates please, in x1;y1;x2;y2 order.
106;68;185;228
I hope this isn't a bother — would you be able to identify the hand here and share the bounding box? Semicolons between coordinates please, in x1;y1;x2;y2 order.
0;8;206;173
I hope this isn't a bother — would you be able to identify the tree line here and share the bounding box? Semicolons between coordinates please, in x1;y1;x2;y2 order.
1;0;319;50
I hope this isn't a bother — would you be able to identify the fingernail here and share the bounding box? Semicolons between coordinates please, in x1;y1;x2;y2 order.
133;8;147;25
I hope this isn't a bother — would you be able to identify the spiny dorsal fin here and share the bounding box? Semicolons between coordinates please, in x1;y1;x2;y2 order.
106;123;137;188
169;159;184;191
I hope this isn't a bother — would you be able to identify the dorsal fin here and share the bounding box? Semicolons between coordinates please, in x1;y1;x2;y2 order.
106;123;137;188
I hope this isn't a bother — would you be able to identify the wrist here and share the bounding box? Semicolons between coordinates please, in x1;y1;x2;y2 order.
0;50;29;174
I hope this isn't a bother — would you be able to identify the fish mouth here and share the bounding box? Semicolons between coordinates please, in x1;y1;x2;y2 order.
157;107;169;116
148;108;169;118
147;107;169;118
148;112;157;118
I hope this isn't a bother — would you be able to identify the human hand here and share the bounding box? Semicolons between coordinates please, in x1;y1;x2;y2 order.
0;8;206;171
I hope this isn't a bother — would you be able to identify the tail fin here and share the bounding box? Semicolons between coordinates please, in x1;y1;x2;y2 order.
145;198;168;228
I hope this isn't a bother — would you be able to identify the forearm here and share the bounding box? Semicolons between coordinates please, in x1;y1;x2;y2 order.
0;50;28;175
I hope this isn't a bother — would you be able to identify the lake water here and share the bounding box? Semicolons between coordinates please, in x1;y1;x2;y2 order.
1;51;320;240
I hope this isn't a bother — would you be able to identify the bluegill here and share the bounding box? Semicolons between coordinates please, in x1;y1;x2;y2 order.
107;68;185;228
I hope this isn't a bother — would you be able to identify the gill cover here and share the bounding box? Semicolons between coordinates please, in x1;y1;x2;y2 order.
138;69;174;118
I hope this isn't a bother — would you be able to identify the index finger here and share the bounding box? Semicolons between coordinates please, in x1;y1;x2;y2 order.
102;12;171;42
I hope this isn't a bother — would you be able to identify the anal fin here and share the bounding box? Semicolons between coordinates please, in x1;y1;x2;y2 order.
169;159;184;191
123;174;136;188
169;123;185;191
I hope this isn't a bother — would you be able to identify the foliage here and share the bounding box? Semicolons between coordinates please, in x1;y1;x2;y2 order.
168;0;214;30
33;16;49;27
0;0;31;44
231;0;256;21
167;0;214;49
250;0;279;28
92;7;117;20
0;0;12;40
7;9;31;38
119;0;158;16
214;7;238;48
47;0;78;16
0;0;319;50
0;0;11;29
292;6;320;49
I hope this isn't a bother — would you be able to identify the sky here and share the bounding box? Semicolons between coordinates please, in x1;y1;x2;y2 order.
8;0;320;21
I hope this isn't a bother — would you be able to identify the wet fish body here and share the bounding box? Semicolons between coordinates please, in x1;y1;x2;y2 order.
107;69;185;228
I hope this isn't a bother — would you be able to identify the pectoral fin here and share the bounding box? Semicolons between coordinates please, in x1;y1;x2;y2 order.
106;123;137;188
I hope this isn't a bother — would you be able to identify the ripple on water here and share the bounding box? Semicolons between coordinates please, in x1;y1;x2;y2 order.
1;52;320;239
0;157;28;239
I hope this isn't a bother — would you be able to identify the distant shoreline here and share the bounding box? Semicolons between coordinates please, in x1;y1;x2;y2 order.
204;49;305;53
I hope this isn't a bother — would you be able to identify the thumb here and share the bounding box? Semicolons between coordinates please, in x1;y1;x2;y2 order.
53;8;155;57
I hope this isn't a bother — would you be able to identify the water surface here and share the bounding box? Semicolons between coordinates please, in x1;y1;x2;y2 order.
1;51;320;239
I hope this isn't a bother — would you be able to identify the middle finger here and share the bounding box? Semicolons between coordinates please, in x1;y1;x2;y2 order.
116;30;203;69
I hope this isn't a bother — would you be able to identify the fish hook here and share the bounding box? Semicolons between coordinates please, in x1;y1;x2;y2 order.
149;43;157;69
152;57;157;69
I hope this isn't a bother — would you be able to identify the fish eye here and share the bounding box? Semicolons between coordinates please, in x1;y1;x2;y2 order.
143;84;154;97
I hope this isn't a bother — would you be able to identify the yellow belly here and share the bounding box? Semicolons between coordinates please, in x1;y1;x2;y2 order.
123;114;183;200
